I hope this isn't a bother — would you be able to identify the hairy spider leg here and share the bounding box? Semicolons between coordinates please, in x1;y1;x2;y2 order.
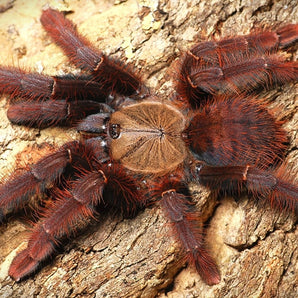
176;24;298;107
40;8;143;96
196;164;298;214
0;7;146;127
160;186;220;285
0;67;110;102
186;95;298;212
148;175;220;285
3;137;144;281
0;66;113;127
0;141;95;219
8;169;107;281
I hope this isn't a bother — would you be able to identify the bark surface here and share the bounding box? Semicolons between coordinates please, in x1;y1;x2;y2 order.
0;0;297;297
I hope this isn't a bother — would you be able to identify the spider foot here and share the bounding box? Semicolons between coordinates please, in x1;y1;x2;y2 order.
159;181;220;285
191;248;221;286
9;248;42;282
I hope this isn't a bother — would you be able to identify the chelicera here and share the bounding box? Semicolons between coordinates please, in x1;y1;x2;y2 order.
0;8;297;285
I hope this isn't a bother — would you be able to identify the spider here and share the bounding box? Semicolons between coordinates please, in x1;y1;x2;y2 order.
0;8;297;286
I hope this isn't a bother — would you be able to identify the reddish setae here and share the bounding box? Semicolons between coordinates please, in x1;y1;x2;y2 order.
0;8;297;286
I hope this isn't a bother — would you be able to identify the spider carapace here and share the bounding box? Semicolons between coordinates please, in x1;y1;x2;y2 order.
108;100;187;174
0;8;297;286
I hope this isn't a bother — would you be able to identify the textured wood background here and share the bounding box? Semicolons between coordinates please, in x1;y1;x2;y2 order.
0;0;297;297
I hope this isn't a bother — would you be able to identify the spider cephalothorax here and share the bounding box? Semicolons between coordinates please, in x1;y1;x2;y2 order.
0;8;297;286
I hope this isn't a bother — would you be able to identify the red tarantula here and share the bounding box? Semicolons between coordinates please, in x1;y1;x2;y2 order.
0;8;297;285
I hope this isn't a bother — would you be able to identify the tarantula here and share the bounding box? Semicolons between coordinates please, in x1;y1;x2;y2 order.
0;8;297;285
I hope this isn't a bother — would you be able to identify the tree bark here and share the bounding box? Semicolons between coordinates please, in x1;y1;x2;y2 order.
0;0;297;297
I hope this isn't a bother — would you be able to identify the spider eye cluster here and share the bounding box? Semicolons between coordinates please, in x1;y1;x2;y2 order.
109;123;121;139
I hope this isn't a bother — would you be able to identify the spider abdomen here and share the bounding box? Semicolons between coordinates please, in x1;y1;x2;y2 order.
108;101;187;174
186;97;288;167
